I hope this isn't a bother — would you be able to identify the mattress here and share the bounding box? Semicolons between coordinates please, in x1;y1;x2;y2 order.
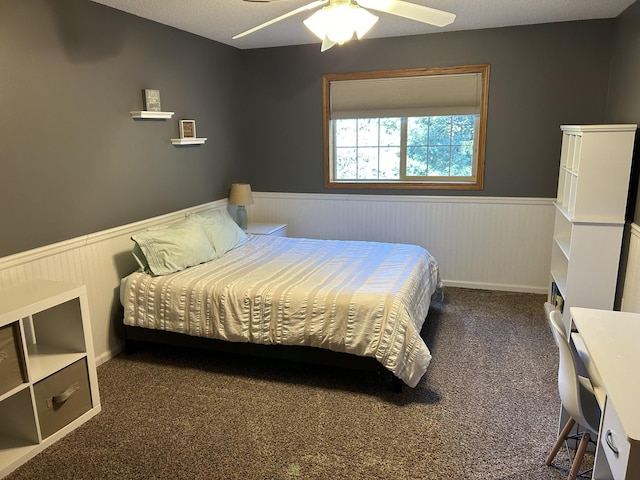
121;235;440;387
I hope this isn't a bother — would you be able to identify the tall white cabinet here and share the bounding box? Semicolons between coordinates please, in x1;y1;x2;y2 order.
0;280;101;478
547;124;637;329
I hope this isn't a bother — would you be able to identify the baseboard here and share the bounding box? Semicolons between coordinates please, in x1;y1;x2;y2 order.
443;280;547;294
95;344;125;367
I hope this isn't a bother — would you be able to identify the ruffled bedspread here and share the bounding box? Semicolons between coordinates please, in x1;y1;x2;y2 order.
121;235;440;387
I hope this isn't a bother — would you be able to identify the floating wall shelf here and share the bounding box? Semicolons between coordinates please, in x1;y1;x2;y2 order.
171;138;207;146
130;111;174;119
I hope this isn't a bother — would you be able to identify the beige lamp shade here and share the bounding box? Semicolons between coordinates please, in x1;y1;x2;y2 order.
228;183;254;206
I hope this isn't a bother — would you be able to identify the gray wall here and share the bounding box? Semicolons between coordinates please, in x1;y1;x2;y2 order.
0;0;246;257
607;0;640;222
1;0;632;259
241;20;615;197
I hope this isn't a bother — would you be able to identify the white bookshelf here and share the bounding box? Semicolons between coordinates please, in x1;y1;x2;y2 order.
548;124;637;330
0;280;101;478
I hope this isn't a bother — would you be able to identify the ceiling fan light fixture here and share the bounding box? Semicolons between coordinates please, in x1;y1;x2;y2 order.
321;36;337;52
235;0;455;48
353;6;379;39
327;4;359;43
303;8;330;40
304;1;379;48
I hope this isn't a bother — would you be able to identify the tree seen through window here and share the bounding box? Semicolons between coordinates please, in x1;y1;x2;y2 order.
334;115;476;181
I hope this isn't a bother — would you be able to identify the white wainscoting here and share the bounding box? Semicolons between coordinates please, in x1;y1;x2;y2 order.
621;223;640;313
0;193;557;365
0;200;227;366
249;192;556;294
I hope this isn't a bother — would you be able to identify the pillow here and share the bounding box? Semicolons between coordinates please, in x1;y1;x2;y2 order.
131;217;217;276
188;209;248;256
132;242;150;272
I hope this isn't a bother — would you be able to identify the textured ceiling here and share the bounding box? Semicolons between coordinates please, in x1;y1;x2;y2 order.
90;0;636;50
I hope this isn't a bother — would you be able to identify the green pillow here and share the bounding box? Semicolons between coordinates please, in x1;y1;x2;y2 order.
131;217;217;276
188;209;248;256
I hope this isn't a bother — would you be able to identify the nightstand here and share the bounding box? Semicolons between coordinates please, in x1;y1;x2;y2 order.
245;222;287;237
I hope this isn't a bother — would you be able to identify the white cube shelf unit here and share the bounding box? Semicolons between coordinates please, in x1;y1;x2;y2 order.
548;124;637;331
0;280;101;478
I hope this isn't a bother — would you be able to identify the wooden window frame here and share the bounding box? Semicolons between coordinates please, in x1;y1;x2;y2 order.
322;65;490;190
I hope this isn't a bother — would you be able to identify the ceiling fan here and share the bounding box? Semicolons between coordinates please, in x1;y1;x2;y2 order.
233;0;456;51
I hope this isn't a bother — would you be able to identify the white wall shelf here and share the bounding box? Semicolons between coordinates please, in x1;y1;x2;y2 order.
130;110;174;119
171;138;207;146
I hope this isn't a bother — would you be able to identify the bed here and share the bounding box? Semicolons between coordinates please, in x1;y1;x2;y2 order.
120;209;441;389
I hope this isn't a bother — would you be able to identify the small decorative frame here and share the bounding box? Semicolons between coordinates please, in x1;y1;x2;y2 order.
142;89;162;112
179;119;197;139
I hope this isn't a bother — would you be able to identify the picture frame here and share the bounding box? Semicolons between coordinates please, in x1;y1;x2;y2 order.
179;119;196;139
142;89;162;112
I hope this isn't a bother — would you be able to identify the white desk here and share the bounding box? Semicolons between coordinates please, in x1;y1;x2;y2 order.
570;307;640;480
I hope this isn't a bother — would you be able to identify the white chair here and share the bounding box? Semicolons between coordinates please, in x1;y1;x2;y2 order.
545;310;601;480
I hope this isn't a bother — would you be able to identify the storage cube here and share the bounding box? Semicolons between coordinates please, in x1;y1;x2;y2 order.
33;358;92;439
0;322;27;396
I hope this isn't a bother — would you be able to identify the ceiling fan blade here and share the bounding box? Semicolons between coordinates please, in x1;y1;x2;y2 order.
233;0;328;39
321;36;337;52
357;0;455;27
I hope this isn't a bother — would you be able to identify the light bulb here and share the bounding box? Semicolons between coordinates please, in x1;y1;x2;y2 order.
326;3;357;44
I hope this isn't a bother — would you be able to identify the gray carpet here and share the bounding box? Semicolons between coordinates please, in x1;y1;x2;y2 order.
6;288;587;479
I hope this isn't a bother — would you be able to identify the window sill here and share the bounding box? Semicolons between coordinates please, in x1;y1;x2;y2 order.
325;180;484;190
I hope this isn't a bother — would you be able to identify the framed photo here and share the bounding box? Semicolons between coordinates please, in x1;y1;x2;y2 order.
142;89;161;112
179;119;196;139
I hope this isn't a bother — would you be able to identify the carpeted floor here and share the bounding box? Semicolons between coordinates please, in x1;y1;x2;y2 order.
6;288;588;479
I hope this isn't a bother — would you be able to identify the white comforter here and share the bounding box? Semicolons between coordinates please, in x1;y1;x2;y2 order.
121;235;440;387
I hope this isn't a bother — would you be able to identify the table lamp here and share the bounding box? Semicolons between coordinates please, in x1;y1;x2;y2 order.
228;183;253;230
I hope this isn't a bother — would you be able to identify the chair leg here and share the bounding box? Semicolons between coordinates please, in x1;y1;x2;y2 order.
568;431;590;480
546;417;576;466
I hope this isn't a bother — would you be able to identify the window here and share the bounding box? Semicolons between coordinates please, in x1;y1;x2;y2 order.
323;65;490;190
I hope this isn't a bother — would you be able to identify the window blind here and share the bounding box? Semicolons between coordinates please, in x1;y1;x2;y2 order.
330;73;482;119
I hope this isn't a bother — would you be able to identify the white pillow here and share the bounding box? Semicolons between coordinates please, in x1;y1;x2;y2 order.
188;209;248;256
131;217;217;276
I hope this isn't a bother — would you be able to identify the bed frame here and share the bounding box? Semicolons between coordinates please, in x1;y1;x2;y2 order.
123;324;404;392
